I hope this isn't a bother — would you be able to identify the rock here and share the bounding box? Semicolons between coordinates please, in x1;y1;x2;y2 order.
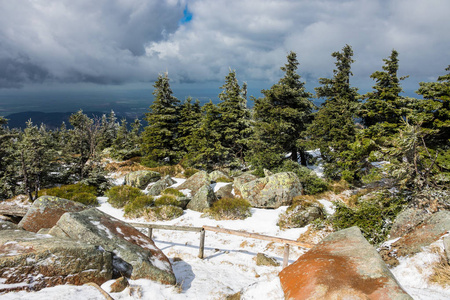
125;170;161;189
146;175;176;196
233;173;258;196
0;230;112;292
176;171;210;195
279;227;412;300
255;253;280;267
278;204;325;229
209;170;232;182
444;236;450;263
110;276;129;293
49;208;176;285
18;196;86;233
216;183;234;199
239;172;302;208
176;196;191;209
263;169;273;177
380;210;450;267
0;219;19;231
389;207;430;239
186;184;217;212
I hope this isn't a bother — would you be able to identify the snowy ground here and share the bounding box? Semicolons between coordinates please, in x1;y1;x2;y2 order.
1;178;450;299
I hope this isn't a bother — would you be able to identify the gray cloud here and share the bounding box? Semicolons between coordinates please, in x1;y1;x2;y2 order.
0;0;449;94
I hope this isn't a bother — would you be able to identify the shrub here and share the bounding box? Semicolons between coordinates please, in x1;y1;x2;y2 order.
154;195;183;208
38;183;98;206
144;205;183;221
184;168;199;178
71;192;98;206
215;177;233;183
161;188;185;197
206;197;251;220
330;190;408;245
124;195;154;218
274;160;328;195
105;185;144;208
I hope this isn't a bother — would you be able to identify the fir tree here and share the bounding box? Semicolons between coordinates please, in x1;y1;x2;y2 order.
217;70;250;162
308;45;360;180
249;51;314;171
142;73;181;166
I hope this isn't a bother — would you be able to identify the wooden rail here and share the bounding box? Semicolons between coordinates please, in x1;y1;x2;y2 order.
129;222;314;268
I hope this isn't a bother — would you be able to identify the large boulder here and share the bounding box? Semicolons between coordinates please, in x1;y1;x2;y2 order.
380;210;450;267
186;184;217;212
239;172;302;208
146;175;176;196
18;196;86;233
233;172;258;196
125;170;161;189
176;171;210;195
0;230;112;292
49;208;176;285
0;219;19;231
209;170;232;182
278;204;325;229
389;207;430;239
215;183;234;199
279;227;412;300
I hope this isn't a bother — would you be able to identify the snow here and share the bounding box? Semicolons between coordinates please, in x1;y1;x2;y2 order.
306;149;325;178
317;199;335;215
2;177;450;299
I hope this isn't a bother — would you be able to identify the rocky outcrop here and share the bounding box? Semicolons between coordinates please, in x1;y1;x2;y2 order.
18;196;86;233
0;219;19;231
216;183;234;199
278;204;325;229
49;208;176;285
209;170;232;182
176;171;210;195
389;208;430;239
233;173;258;196
125;170;161;189
380;210;450;267
239;172;302;208
146;175;176;196
279;226;412;300
0;230;112;292
186;184;217;212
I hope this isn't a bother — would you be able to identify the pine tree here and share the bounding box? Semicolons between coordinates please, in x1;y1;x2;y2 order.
360;50;409;135
177;97;202;158
249;51;314;171
308;44;360;180
217;70;250;162
142;73;181;166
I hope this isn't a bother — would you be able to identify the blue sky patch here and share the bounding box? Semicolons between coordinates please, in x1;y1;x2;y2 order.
179;5;193;25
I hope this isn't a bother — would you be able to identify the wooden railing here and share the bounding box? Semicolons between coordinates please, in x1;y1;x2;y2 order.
128;222;313;268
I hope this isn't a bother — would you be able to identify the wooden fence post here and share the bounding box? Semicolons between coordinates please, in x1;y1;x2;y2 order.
147;227;153;239
199;228;205;259
283;244;290;268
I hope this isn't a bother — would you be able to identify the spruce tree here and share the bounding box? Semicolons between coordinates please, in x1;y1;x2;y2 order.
177;97;202;158
217;70;250;163
142;73;180;166
0;117;18;200
360;50;408;134
308;45;360;180
249;51;314;171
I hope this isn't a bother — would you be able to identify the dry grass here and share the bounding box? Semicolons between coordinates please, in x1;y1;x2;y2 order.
104;159;151;174
429;246;450;287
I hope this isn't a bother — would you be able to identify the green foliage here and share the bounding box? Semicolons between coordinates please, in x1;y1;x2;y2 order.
124;195;154;218
145;205;183;221
177;97;202;158
331;190;408;245
154;195;184;207
161;188;185;197
206;197;251;220
142;73;181;165
274;160;328;195
105;185;144;208
38;183;98;206
248;51;315;170
111;118;142;160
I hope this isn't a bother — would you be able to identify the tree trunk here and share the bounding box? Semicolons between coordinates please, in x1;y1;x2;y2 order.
290;147;298;163
299;149;307;166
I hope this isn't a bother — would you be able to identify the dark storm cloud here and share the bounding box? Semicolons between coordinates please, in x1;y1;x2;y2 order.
0;56;50;88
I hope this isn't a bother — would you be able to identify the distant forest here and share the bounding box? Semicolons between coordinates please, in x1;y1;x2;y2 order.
0;44;448;204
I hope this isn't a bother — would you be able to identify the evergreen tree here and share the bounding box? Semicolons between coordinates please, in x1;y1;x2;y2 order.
217;70;250;162
0;117;18;200
142;73;181;166
177;97;202;158
249;51;314;171
360;50;409;134
98;110;118;150
308;44;360;180
111;118;142;160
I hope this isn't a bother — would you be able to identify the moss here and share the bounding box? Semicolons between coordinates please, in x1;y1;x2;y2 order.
105;185;144;208
124;195;154;218
206;197;252;220
161;188;185;197
215;177;233;183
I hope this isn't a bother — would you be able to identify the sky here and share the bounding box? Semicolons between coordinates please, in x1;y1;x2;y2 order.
0;0;449;116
